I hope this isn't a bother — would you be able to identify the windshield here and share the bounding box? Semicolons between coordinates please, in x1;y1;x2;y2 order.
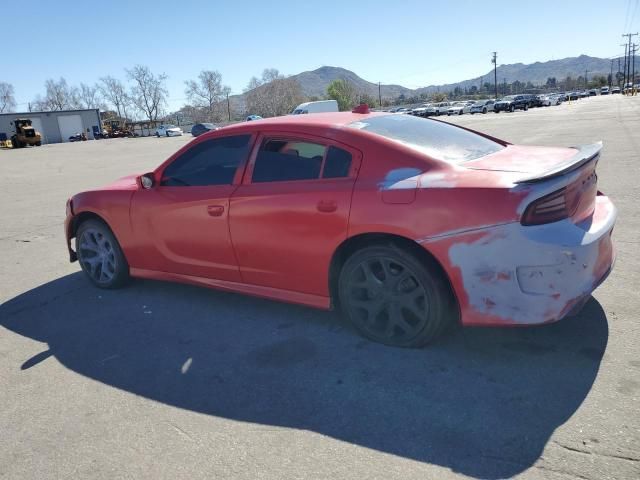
349;114;504;163
500;96;515;101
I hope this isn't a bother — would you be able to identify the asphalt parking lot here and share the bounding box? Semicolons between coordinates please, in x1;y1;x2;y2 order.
1;95;639;480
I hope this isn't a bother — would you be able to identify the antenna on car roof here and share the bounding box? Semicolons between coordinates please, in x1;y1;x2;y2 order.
351;104;370;114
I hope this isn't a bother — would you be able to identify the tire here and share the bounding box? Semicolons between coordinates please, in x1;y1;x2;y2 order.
166;131;170;137
338;244;454;348
509;105;515;113
76;219;129;289
458;110;463;115
524;104;528;111
495;110;500;114
482;108;487;114
156;132;160;137
35;141;41;146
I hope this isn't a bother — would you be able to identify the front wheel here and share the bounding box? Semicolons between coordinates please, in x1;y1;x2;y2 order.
156;132;160;137
482;108;487;114
76;219;130;289
35;141;41;146
524;104;528;111
166;131;170;137
338;244;454;348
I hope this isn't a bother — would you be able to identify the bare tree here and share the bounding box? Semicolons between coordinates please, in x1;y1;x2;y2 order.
98;76;128;120
0;81;16;113
43;78;80;110
127;65;168;123
78;83;101;109
244;69;304;118
185;70;231;122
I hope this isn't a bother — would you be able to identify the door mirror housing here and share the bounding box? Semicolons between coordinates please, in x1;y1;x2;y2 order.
140;173;155;190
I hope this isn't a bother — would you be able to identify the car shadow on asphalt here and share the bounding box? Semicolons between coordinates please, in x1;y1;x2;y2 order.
0;272;609;479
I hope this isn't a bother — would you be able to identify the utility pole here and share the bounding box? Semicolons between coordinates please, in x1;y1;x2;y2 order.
621;44;628;87
492;52;498;99
633;43;638;89
378;82;382;108
622;33;639;89
610;59;614;87
618;55;622;86
503;77;507;95
585;69;588;89
226;92;231;122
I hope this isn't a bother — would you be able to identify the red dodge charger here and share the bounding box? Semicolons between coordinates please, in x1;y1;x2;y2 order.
65;108;616;347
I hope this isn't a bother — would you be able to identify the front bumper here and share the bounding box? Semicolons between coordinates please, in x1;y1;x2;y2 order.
423;195;617;326
64;210;77;262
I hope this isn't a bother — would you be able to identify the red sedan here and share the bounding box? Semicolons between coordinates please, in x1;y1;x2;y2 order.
64;108;616;347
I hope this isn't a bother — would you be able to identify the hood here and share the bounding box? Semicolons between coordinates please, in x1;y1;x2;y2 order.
100;173;140;190
464;145;578;174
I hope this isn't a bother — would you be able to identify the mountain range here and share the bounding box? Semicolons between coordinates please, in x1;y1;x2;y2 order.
238;55;629;103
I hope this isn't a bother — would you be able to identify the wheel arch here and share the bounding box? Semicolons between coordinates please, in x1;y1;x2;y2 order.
70;211;111;238
328;232;459;317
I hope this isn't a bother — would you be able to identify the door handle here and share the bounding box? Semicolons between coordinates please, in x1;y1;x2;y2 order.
317;200;337;213
207;205;225;216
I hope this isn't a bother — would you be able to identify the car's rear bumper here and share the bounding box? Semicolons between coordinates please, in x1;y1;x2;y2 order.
421;195;616;326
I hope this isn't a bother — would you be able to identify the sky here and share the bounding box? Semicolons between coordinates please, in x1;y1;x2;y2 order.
5;0;639;112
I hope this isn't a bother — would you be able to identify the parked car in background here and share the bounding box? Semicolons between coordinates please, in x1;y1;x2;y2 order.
155;125;183;137
611;86;621;94
64;110;617;348
410;104;431;117
568;92;580;100
469;99;495;114
535;94;549;107
291;100;339;115
246;115;263;121
548;94;563;106
588;89;597;96
191;123;218;137
494;95;529;112
600;86;610;95
425;102;451;116
447;101;474;116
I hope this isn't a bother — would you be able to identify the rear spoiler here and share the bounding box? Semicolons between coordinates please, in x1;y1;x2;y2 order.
514;142;602;184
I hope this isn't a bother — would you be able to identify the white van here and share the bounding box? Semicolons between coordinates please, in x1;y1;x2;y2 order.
291;100;339;115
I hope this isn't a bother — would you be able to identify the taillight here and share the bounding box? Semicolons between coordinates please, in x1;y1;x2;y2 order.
521;186;580;225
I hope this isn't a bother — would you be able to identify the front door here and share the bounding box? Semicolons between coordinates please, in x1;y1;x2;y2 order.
130;134;253;282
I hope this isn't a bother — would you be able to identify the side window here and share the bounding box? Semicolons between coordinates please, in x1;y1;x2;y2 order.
161;135;250;186
322;146;352;178
252;139;326;182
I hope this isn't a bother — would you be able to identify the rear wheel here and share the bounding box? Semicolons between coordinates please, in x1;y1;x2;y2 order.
338;244;453;348
35;141;41;146
76;219;129;289
524;104;528;111
509;105;515;112
482;108;487;114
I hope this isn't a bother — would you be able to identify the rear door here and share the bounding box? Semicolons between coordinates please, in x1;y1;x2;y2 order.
229;133;361;297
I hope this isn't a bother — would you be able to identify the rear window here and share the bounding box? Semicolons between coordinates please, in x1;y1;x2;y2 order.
348;114;504;163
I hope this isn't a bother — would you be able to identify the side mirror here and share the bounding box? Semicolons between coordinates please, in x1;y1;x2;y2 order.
140;173;155;190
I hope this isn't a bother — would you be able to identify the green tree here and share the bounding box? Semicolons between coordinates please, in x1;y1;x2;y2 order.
431;92;448;102
327;79;356;111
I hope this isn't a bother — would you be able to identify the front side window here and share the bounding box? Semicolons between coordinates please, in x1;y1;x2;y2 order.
161;135;251;186
252;138;353;183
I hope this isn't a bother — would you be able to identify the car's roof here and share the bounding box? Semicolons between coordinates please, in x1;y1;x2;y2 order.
221;111;389;133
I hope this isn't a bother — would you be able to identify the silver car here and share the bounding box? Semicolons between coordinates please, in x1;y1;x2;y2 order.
469;99;495;114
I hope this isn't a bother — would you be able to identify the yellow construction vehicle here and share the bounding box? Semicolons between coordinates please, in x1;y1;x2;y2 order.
11;119;42;148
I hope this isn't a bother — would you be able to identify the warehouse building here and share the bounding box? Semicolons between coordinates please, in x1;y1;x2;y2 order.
0;109;102;145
